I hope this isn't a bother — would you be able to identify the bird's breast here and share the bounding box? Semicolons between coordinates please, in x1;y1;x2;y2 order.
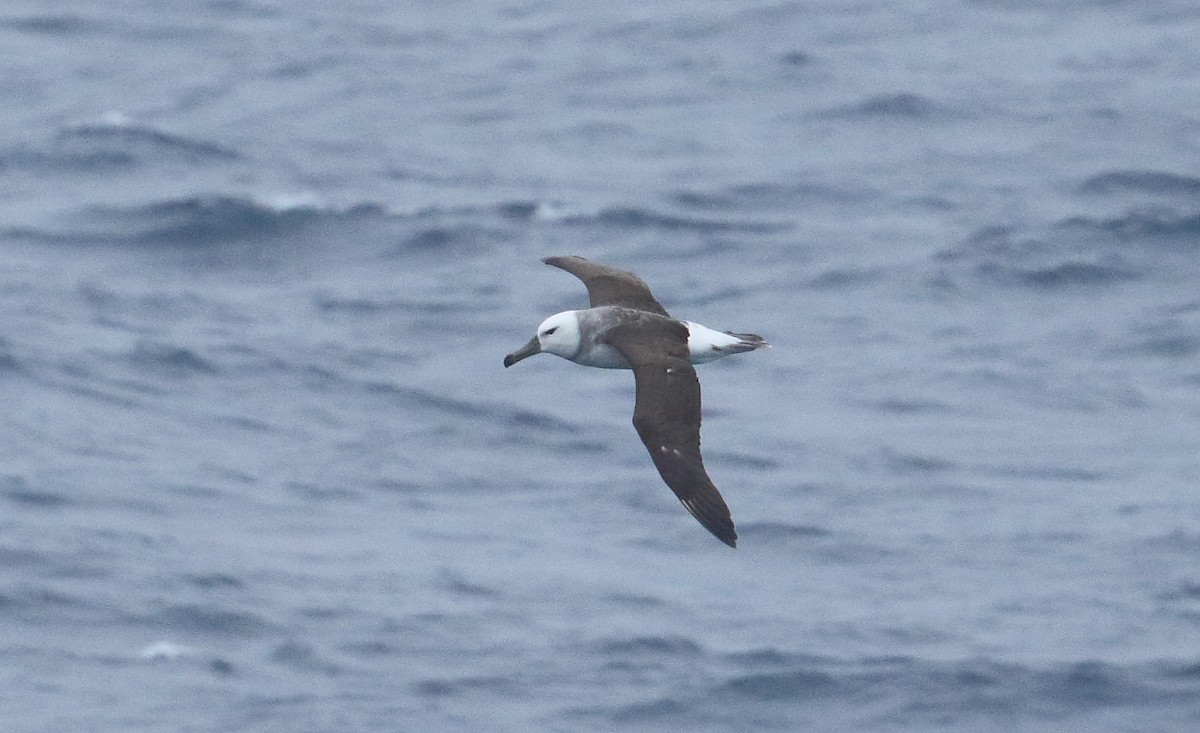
570;341;633;369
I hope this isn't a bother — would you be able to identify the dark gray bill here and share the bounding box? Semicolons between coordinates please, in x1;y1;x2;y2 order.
503;336;541;367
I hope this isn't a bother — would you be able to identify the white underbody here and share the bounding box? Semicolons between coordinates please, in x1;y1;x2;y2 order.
572;321;753;369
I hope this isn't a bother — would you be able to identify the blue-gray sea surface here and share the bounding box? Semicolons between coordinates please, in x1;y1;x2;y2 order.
3;1;1200;731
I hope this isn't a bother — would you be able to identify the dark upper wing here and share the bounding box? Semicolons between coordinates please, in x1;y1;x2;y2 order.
542;256;671;317
603;316;737;548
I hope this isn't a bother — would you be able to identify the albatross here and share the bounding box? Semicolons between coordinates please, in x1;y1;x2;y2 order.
503;255;767;547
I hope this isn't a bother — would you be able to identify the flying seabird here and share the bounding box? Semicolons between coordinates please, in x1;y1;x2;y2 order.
503;255;768;547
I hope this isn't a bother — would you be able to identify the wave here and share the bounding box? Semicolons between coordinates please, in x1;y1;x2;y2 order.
5;194;387;247
588;205;788;233
2;14;112;37
58;120;242;162
594;634;704;657
496;198;789;233
2;475;72;509
819;92;964;121
937;206;1200;291
5;192;789;254
672;181;874;213
0;337;21;374
123;340;219;377
1078;170;1200;195
588;655;1200;727
1;117;240;175
0;144;136;174
151;602;276;636
414;675;522;698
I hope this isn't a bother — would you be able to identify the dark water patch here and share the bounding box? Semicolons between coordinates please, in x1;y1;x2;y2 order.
199;463;260;487
820;92;961;121
314;293;468;317
815;536;899;565
438;570;501;599
596;634;704;658
672;181;869;213
339;639;400;659
48;375;147;411
211;412;276;433
115;196;381;246
271;641;342;676
1033;661;1153;709
1165;660;1200;679
0;584;95;621
608;697;689;724
494;200;544;220
883;450;956;474
9;195;389;248
57;122;241;164
77;283;237;326
363;380;493;419
0;144;135;173
518;203;789;234
704;656;1193;722
361;379;588;439
976;259;1138;289
982;463;1104;482
394;224;498;253
152;602;275;636
596;205;787;233
383;205;525;254
124;341;219;377
3;14;111;36
0;544;47;569
1;123;239;175
938;224;1143;291
1157;580;1200;604
285;481;361;502
209;657;237;676
1;475;71;509
1079;170;1200;195
299;605;354;622
414;675;523;698
865;397;953;414
809;266;882;289
1130;324;1200;359
725;648;834;669
505;408;584;434
720;668;844;701
1011;260;1136;288
778;49;814;66
183;572;245;590
1144;529;1200;554
371;478;423;495
1068;209;1200;241
603;592;669;608
0;337;22;373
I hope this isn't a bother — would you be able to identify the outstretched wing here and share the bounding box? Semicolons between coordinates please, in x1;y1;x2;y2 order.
543;255;672;317
603;315;737;548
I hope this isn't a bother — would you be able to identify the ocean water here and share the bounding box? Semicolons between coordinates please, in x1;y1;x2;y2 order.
3;1;1200;730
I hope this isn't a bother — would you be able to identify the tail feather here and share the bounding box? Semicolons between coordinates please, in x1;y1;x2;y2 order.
722;331;768;350
685;321;769;364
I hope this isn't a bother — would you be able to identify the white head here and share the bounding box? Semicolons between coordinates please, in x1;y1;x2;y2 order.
503;310;582;367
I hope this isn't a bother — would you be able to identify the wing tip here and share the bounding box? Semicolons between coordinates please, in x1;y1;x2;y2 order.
542;255;585;266
680;497;738;548
712;523;738;548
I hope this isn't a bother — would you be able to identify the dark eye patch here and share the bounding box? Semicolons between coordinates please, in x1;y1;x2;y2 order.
544;327;558;336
